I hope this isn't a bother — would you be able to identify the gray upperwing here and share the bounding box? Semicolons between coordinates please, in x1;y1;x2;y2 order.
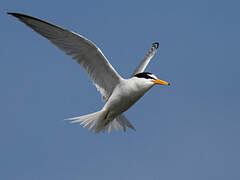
131;42;159;77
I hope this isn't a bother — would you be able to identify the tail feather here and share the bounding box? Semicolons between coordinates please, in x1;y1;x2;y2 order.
65;111;105;132
66;111;136;133
102;119;123;133
116;114;136;131
100;114;136;133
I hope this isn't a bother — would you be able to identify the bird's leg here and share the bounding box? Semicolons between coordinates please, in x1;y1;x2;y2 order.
103;111;111;126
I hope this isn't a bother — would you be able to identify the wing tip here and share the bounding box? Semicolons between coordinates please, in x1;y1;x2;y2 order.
7;12;20;17
7;12;28;21
152;42;159;49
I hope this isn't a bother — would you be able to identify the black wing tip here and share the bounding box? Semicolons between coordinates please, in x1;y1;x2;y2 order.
7;12;27;20
152;42;159;49
7;12;19;17
7;12;30;19
7;12;66;31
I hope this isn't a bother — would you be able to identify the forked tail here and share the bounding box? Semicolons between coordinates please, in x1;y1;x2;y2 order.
65;110;136;133
65;110;105;133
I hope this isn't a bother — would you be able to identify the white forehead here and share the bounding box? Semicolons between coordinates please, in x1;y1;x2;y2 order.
148;74;157;79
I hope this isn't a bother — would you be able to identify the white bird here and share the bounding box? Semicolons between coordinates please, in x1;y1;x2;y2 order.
8;12;170;133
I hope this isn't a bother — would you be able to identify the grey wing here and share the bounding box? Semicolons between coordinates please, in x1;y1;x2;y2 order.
8;12;122;101
131;42;159;76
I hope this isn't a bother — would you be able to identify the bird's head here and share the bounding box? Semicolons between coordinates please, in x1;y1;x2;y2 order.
133;72;170;86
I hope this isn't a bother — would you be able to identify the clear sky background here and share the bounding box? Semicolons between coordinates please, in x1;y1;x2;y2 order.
1;0;240;179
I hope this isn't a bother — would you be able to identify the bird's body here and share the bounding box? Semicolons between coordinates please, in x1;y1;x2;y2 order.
69;76;156;133
8;12;170;133
103;77;153;119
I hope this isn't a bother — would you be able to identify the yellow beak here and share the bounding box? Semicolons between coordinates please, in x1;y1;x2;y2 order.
152;79;170;86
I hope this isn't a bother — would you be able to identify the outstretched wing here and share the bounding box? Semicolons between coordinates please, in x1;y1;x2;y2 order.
131;42;159;76
8;12;122;101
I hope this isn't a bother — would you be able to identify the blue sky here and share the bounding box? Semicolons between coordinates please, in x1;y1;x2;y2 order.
1;0;240;179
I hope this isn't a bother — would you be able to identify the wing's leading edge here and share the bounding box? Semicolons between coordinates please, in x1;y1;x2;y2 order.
8;12;122;101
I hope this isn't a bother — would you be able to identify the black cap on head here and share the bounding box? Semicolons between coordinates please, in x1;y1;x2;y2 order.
134;72;155;80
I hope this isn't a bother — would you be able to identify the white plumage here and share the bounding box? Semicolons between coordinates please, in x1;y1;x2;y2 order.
9;12;170;133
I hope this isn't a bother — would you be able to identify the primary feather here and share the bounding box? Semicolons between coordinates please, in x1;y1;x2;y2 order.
8;12;121;101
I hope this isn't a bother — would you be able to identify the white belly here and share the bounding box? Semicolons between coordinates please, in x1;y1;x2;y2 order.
102;78;153;119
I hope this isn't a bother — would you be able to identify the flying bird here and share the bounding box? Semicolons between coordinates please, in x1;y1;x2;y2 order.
8;12;170;133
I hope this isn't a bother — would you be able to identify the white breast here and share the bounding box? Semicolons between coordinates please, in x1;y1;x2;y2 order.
102;78;154;118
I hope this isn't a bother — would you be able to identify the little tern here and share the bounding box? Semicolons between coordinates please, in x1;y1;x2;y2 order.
8;12;170;133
